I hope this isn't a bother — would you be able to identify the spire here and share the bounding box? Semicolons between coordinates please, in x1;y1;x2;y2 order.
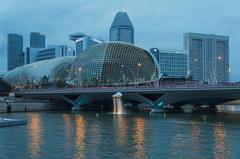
111;12;133;28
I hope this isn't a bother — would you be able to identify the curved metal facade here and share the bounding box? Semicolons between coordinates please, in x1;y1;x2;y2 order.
5;42;160;87
69;42;160;85
5;57;75;86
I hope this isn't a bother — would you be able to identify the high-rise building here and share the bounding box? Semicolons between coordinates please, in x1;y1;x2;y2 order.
7;34;24;71
35;45;74;62
25;45;74;64
184;33;229;84
150;48;188;78
30;32;45;48
25;47;44;64
110;12;134;44
70;32;102;55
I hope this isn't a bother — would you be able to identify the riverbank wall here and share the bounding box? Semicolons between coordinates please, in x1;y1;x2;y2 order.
0;99;72;113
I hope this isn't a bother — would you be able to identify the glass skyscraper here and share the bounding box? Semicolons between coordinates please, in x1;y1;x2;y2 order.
30;32;45;48
110;12;134;44
150;48;188;78
7;34;24;71
184;33;229;84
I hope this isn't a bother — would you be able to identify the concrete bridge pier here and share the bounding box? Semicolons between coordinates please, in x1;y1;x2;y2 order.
189;105;217;113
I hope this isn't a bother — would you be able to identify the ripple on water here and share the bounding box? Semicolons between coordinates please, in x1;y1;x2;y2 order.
0;112;240;158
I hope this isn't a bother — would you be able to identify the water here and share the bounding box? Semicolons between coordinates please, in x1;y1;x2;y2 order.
0;111;240;159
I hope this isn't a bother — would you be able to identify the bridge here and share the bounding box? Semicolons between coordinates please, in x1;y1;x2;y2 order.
15;85;240;111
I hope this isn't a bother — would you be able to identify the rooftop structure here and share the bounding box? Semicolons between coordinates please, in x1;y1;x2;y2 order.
110;12;134;44
69;33;102;55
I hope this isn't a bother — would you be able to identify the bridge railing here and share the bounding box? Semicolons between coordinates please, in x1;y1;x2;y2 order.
14;83;240;94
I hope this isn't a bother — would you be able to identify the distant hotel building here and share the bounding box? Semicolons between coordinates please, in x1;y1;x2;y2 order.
7;34;24;71
25;45;74;64
69;32;102;55
110;12;134;44
150;48;188;79
184;33;229;84
30;32;45;48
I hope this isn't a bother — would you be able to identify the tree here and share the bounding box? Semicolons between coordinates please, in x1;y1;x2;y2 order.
39;76;49;88
187;75;193;81
24;80;31;89
82;78;88;87
55;79;65;88
0;78;12;94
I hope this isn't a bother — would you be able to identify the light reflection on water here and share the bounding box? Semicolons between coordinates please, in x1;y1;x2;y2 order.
134;117;145;159
0;112;240;158
114;115;127;146
28;114;42;158
75;115;85;159
214;122;227;159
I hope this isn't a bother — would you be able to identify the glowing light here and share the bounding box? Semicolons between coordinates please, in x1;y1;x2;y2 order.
134;117;145;159
76;115;85;159
28;114;42;158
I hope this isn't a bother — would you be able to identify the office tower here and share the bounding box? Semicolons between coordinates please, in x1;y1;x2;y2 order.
25;47;44;64
7;34;24;70
30;32;45;48
25;45;75;64
184;33;229;84
110;11;134;44
34;45;74;62
69;32;102;55
150;48;188;78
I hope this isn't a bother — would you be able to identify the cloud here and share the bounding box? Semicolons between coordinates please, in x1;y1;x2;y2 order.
0;0;240;80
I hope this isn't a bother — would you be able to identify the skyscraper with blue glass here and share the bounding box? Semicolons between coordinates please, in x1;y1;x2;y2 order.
7;33;24;71
110;12;134;44
30;32;45;48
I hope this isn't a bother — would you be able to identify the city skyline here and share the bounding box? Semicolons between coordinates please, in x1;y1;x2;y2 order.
1;0;240;81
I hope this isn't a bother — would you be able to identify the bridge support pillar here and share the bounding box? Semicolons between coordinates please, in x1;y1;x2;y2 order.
192;105;217;113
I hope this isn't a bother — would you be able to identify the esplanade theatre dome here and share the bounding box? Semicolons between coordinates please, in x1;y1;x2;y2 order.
68;42;160;86
5;57;75;86
5;42;160;87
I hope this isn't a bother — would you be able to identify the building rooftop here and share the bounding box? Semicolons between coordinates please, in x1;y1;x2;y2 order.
111;12;133;28
69;32;86;41
183;32;229;40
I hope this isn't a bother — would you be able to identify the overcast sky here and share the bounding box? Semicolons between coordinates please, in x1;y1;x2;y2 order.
1;0;240;80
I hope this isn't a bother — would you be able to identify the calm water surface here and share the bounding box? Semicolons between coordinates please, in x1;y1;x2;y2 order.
0;111;240;159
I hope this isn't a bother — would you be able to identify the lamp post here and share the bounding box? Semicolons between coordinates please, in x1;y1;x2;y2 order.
137;63;141;86
229;67;232;82
33;64;37;87
78;67;82;87
92;59;101;87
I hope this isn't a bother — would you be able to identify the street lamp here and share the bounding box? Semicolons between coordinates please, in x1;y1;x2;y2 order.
78;67;82;86
121;64;137;87
33;64;37;85
137;63;141;86
92;59;101;87
217;56;222;60
229;67;232;82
